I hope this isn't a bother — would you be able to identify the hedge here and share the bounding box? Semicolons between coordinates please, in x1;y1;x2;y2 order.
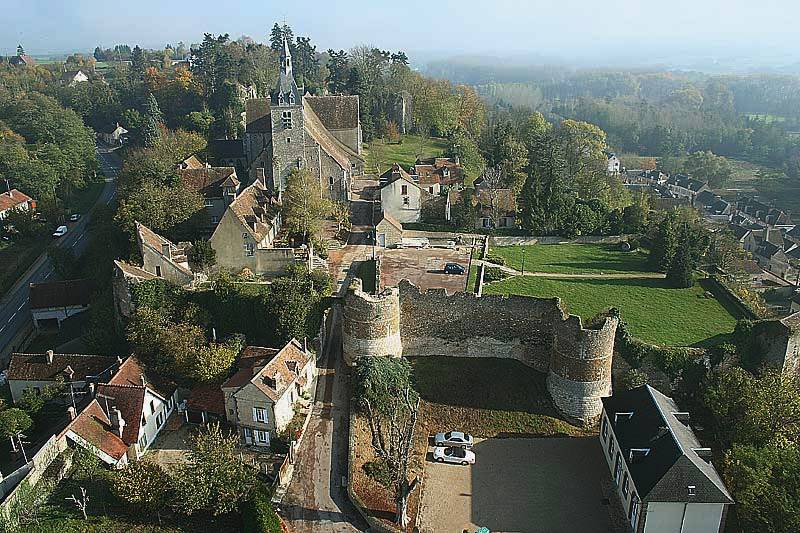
242;483;282;533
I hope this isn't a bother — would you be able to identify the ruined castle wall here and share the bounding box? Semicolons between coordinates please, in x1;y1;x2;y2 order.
398;281;564;373
548;315;618;426
342;279;402;365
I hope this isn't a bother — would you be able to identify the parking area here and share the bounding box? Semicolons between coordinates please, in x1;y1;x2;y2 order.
418;437;618;533
380;246;473;293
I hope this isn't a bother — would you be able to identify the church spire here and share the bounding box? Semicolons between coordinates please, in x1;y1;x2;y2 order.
281;36;293;78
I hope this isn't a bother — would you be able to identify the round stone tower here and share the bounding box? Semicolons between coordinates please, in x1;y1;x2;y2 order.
342;278;402;366
547;314;618;426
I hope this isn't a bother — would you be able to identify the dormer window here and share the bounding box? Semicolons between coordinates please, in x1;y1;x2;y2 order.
288;92;295;105
687;485;696;497
282;111;292;129
278;92;284;105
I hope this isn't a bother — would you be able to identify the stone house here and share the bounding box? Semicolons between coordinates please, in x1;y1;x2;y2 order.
9;53;36;67
600;385;733;533
111;260;157;327
29;279;92;329
6;350;117;404
0;189;35;220
221;339;315;447
61;356;178;468
135;222;194;285
208;177;296;278
243;38;364;202
379;165;430;224
179;166;240;228
754;240;790;278
375;211;403;247
472;188;517;229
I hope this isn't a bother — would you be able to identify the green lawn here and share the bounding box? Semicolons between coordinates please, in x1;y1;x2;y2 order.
489;243;652;274
363;134;448;175
484;276;739;346
411;356;590;437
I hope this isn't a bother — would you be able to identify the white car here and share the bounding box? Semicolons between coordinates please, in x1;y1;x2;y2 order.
433;446;475;465
52;225;68;238
434;431;474;448
69;213;81;222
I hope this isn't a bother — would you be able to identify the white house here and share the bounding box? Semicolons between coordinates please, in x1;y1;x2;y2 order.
606;151;621;175
99;123;129;146
222;339;315;447
62;357;178;468
600;385;733;533
0;189;35;220
29;279;92;329
61;69;89;86
379;164;429;224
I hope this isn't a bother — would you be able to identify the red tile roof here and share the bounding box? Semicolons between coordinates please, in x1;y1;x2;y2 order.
64;400;129;461
222;339;311;401
187;383;226;416
110;357;177;400
7;352;117;382
29;279;92;310
95;383;146;446
0;189;33;212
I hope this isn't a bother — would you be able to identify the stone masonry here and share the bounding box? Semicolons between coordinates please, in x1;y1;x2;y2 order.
342;279;618;426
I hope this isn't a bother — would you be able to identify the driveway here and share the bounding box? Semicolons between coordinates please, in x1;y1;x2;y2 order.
418;438;624;533
380;246;473;293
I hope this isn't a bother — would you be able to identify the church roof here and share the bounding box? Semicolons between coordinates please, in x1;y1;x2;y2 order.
305;96;360;130
302;96;364;169
246;99;272;133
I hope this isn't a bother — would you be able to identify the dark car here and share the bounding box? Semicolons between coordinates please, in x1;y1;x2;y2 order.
444;263;466;275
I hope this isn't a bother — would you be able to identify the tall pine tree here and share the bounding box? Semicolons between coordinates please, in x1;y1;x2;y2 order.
142;93;163;147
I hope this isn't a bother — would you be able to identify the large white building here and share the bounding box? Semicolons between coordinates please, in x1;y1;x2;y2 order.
600;385;733;533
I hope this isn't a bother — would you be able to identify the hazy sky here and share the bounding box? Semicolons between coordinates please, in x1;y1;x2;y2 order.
4;0;799;66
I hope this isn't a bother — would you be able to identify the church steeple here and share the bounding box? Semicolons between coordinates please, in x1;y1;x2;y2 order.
281;36;293;78
274;35;301;107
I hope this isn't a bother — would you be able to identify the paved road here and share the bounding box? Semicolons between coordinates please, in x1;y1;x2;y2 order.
0;143;120;361
281;308;368;532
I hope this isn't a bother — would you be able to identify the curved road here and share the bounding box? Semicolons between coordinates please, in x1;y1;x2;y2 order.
0;143;120;362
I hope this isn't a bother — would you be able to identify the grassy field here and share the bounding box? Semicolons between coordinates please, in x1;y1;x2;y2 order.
489;243;651;274
363;134;448;175
484;276;738;346
411;356;591;438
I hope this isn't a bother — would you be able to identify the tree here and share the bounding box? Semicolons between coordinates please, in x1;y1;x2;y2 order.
476;166;506;230
66;486;90;520
330;201;351;235
187;239;216;272
326;49;350;94
0;408;33;441
353;357;421;527
143;93;163;147
48;247;77;278
722;444;800;533
269;23;284;52
683;151;732;188
666;230;694;288
174;422;255;516
129;45;146;84
282;167;330;243
112;460;171;519
620;369;649;390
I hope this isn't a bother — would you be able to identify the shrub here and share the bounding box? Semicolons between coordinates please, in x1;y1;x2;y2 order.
242;483;282;533
485;252;506;266
483;266;510;283
620;369;649;390
363;460;393;487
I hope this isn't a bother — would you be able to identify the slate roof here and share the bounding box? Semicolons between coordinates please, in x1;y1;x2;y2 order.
29;279;92;310
602;385;733;504
246;98;272;133
303;96;364;169
0;189;34;212
222;339;312;402
209;139;246;160
305;95;360;130
7;352;117;382
10;54;36;66
180;167;238;199
694;191;717;208
225;180;279;244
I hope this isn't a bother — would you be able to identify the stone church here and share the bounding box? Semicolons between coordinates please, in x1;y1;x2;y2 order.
244;38;365;201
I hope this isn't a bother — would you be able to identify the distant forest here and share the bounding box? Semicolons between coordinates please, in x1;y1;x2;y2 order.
426;59;800;177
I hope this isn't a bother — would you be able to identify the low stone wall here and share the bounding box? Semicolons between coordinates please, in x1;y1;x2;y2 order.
491;234;635;246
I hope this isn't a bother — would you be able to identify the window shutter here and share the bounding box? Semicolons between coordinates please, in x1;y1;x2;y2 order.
252;407;258;422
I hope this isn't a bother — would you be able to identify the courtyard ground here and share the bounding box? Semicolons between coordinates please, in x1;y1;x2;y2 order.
380;246;473;293
418;437;624;533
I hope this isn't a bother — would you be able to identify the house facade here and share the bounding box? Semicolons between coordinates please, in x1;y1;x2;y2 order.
61;69;89;86
208;177;296;278
99;123;128;146
379;166;428;224
600;385;733;533
375;212;403;247
62;357;178;468
179;166;240;228
135;221;194;285
222;339;315;447
605;151;621;175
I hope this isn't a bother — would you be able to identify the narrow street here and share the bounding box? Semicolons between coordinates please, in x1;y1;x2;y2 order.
280;308;368;532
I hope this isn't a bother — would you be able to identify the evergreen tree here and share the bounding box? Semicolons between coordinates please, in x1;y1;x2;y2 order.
269;23;283;51
667;230;694;288
326;49;350;94
130;45;146;83
143;93;163;147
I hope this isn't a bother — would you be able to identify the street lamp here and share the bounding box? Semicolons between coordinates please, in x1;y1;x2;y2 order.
519;242;526;275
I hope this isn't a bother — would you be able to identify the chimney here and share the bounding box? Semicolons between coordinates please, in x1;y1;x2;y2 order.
273;371;282;390
140;374;147;387
161;242;172;259
45;350;54;365
67;406;77;420
88;382;96;397
110;407;126;438
303;337;308;353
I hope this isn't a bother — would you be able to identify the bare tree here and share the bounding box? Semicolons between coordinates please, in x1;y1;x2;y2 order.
66;486;89;520
478;165;505;230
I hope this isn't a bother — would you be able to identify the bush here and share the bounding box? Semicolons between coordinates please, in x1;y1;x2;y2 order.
483;266;510;283
363;460;393;488
485;252;506;266
242;483;282;533
620;369;649;390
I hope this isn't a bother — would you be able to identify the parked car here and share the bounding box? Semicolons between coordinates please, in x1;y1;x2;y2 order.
69;213;81;222
52;225;68;238
443;263;466;275
433;446;475;465
434;431;474;448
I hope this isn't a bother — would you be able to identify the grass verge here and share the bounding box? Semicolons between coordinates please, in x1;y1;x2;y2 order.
489;243;651;274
